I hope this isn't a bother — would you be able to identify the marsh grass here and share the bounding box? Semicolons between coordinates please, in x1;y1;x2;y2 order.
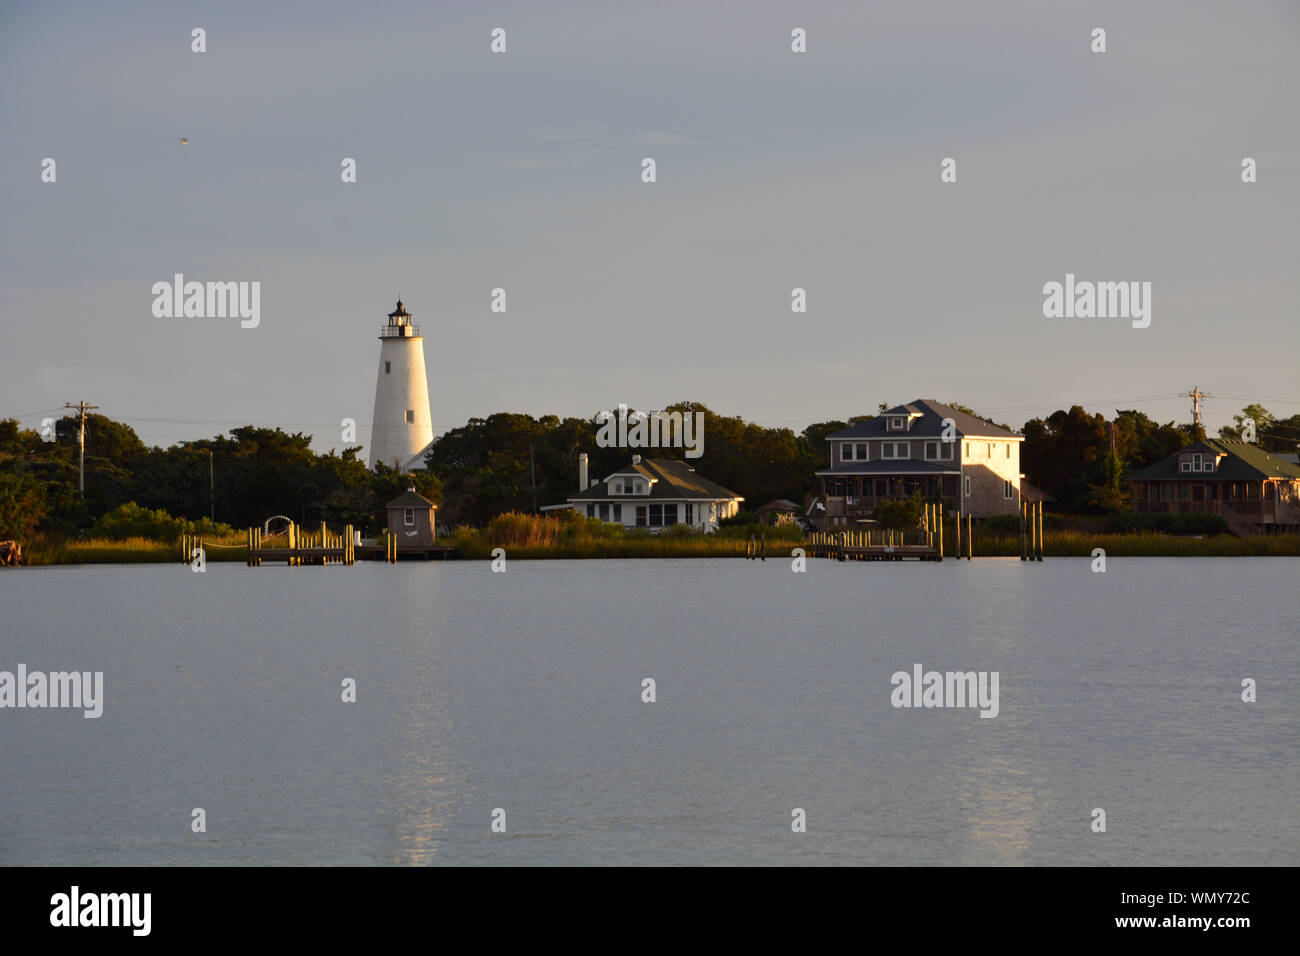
24;533;250;565
16;521;1298;564
445;512;804;559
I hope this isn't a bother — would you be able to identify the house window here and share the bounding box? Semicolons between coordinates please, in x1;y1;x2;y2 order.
599;503;609;521
855;443;866;460
403;508;415;526
964;442;970;457
942;476;959;497
613;504;622;522
987;443;993;457
686;503;694;524
882;442;909;459
964;476;972;497
1202;459;1214;472
1003;480;1014;499
636;505;647;526
405;410;415;424
1005;444;1011;458
647;503;676;526
586;504;595;517
842;443;854;461
924;441;953;461
623;479;634;493
384;361;391;374
889;416;905;430
1180;459;1192;472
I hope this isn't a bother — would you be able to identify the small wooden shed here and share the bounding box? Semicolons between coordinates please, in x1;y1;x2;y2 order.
386;487;438;547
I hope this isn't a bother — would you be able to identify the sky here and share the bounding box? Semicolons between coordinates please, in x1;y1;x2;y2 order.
2;0;1297;458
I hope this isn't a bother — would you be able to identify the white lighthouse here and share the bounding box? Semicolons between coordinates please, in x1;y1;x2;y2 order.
369;298;433;471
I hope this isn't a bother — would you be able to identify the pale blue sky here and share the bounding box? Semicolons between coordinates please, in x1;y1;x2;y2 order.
2;0;1297;455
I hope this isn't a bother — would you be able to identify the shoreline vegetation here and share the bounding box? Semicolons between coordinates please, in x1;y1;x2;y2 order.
16;511;1300;565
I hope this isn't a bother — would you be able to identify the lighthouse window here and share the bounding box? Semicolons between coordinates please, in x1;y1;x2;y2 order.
405;410;415;424
385;361;391;374
403;509;415;526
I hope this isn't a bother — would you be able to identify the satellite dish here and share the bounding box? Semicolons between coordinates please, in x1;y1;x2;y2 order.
178;137;189;145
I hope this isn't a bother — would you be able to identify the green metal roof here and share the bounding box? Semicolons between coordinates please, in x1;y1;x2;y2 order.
1127;439;1300;481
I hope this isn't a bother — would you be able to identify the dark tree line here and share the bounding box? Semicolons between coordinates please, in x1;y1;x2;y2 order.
2;399;1294;540
0;415;439;540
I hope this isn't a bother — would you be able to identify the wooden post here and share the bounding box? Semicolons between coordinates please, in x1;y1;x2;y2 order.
1036;501;1044;561
966;512;972;560
937;504;944;560
955;509;961;558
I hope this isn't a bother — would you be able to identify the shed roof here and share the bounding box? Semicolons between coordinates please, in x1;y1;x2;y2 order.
386;489;437;509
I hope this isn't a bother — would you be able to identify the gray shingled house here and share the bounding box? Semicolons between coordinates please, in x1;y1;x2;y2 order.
814;400;1024;527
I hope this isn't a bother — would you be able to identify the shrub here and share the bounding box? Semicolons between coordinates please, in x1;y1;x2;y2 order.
90;502;235;540
718;510;761;528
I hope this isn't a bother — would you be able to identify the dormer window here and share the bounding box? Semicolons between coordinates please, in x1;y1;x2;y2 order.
888;416;906;431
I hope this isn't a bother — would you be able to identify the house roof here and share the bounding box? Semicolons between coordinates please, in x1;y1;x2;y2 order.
1127;439;1300;481
386;489;437;509
757;499;801;511
568;458;742;502
816;459;959;476
827;400;1019;441
1020;480;1056;503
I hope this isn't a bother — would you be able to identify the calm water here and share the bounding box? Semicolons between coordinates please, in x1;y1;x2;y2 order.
1;557;1296;866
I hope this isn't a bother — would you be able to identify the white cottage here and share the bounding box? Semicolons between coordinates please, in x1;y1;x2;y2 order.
550;454;743;532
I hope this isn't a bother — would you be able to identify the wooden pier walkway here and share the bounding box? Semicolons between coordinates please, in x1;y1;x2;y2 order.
807;531;941;561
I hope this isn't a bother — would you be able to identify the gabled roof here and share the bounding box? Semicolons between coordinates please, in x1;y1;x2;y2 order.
569;458;742;502
1127;439;1300;481
386;489;437;509
828;400;1018;440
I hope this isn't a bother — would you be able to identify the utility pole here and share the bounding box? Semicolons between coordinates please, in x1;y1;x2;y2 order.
64;401;99;495
529;443;538;513
1182;386;1208;428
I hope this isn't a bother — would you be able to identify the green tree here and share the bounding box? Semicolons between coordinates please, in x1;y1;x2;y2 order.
0;472;47;539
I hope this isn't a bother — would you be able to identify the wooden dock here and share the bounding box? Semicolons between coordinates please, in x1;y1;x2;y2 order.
807;503;974;561
356;542;457;561
244;521;355;566
807;531;941;561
